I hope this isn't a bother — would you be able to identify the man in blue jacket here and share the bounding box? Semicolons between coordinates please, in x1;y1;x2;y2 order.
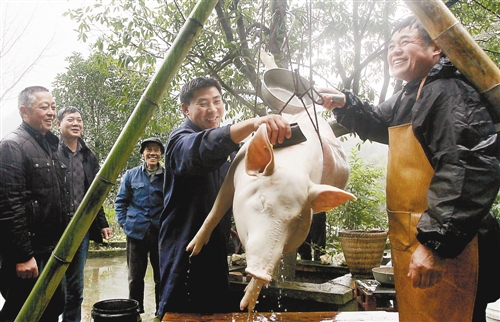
158;77;291;317
115;137;164;316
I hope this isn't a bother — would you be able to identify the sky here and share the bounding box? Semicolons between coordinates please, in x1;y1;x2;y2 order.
1;1;92;138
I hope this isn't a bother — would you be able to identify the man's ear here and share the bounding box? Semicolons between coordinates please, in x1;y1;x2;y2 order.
431;42;442;56
181;103;189;116
19;106;28;120
57;121;61;128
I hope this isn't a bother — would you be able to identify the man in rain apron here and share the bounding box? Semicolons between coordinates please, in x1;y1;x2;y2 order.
319;16;500;321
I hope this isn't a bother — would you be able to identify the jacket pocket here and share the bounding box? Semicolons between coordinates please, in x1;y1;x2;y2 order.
26;199;43;235
31;157;52;189
387;210;413;251
131;182;145;189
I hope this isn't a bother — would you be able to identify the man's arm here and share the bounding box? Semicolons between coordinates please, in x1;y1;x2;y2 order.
114;171;131;228
0;140;38;277
88;150;112;239
167;115;291;177
412;79;500;287
415;79;500;258
317;87;395;144
229;114;291;145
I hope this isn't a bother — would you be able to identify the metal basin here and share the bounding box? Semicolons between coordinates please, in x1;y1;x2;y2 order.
372;266;394;286
261;68;317;114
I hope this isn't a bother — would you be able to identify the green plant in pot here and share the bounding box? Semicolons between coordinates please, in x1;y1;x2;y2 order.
326;148;388;277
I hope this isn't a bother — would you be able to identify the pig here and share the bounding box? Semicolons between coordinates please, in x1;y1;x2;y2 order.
186;110;354;312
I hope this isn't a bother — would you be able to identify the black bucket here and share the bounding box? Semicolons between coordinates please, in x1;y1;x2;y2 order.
91;299;142;322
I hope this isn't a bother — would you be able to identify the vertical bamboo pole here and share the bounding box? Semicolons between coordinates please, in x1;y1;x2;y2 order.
403;0;500;121
15;1;218;321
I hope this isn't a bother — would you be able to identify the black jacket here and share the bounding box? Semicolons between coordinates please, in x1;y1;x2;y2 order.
58;137;110;243
0;122;68;263
335;57;500;259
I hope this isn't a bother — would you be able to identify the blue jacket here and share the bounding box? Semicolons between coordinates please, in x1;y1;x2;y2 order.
115;164;164;240
158;118;237;315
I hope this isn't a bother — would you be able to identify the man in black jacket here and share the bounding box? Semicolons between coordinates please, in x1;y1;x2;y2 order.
0;86;67;322
57;106;112;322
318;16;500;322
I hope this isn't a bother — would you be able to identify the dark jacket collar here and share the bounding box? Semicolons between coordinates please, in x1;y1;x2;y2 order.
141;162;164;174
403;56;463;96
21;121;59;149
59;136;90;153
427;56;460;79
182;117;202;132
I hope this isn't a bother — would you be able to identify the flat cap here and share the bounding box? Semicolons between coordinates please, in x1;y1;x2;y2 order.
140;137;165;154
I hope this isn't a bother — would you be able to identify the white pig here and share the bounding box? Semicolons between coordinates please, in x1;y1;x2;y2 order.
187;110;354;312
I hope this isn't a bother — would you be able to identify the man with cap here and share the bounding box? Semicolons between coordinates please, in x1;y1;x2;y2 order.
115;137;164;316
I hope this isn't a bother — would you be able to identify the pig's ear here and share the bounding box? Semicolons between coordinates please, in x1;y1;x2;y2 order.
309;184;355;212
246;124;275;176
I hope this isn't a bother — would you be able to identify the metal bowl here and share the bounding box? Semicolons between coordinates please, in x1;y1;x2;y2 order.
261;68;317;114
372;266;394;286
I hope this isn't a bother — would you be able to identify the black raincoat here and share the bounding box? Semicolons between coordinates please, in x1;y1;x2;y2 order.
334;57;500;303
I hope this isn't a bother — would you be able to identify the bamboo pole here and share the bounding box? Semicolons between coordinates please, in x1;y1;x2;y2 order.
403;0;500;122
15;1;218;321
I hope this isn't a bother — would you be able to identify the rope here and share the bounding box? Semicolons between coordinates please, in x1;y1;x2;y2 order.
254;0;267;118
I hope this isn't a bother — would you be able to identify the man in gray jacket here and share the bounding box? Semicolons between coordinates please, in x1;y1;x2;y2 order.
57;106;112;322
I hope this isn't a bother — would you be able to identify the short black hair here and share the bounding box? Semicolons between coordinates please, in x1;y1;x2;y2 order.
57;106;82;122
179;77;222;105
392;16;433;47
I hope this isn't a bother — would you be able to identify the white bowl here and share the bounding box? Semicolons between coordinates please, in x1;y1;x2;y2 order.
372;266;394;285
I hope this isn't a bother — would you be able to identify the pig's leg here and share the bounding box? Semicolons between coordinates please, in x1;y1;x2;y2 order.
240;277;267;312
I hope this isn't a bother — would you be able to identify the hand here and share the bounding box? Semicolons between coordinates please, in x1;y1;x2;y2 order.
101;228;112;240
253;115;291;145
186;226;212;257
315;86;346;110
260;48;278;69
408;244;446;288
230;114;291;145
16;257;39;279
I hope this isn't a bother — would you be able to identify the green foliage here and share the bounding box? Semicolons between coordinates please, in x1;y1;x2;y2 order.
103;206;126;242
326;148;387;233
65;0;407;117
61;0;499;127
51;52;181;202
490;192;500;225
307;0;401;102
323;147;387;257
450;0;500;66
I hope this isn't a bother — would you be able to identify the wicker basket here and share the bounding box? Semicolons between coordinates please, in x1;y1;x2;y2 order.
339;230;388;278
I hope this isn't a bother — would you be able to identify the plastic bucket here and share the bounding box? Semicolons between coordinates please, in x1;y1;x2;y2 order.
91;299;142;322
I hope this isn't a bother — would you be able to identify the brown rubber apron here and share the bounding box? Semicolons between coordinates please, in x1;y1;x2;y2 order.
386;123;478;322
